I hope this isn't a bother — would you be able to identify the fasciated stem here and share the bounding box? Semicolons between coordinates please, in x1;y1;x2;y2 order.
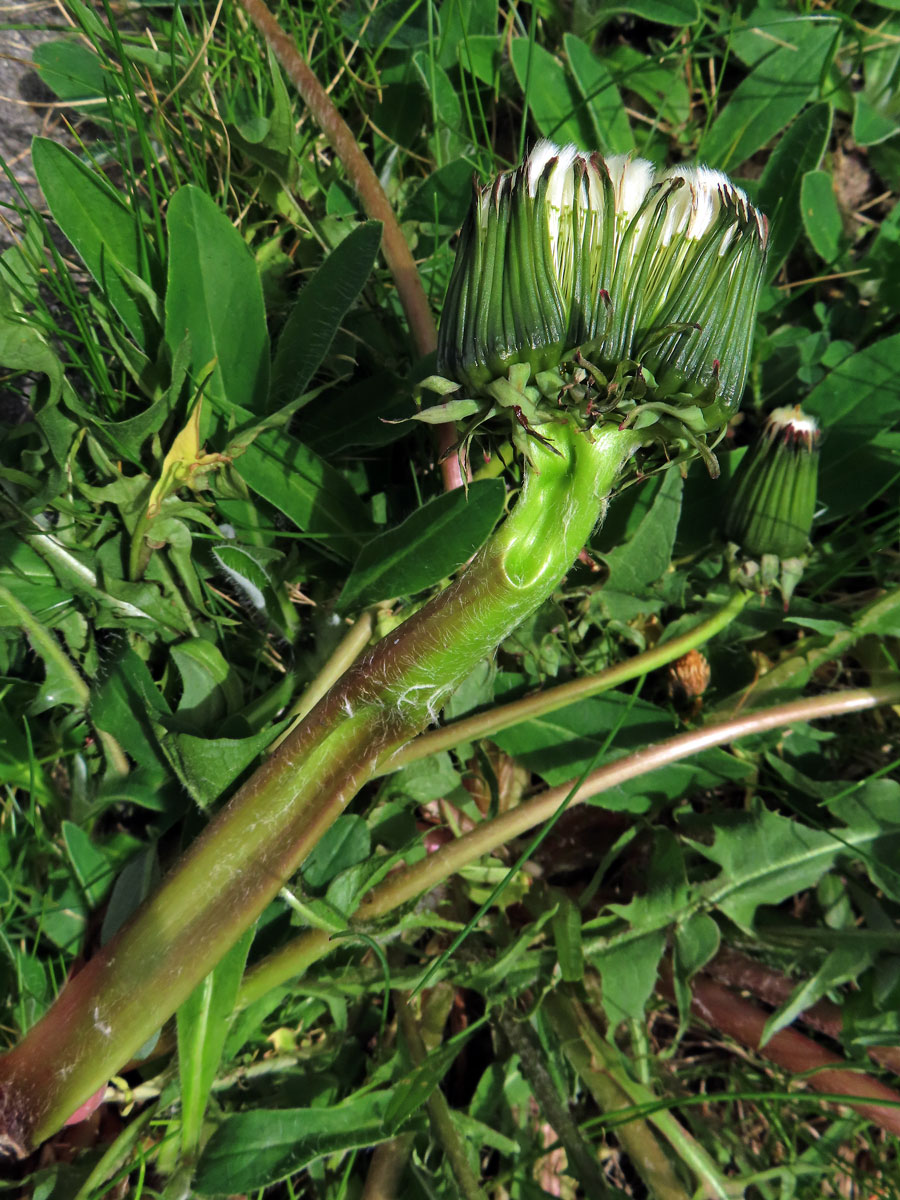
0;422;638;1154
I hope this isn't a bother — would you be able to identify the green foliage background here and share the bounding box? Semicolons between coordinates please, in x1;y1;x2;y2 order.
1;0;899;1194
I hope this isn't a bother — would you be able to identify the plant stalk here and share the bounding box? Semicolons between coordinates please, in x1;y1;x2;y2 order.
542;991;693;1200
235;0;465;489
389;588;750;769
395;994;488;1200
657;964;900;1138
0;422;638;1155
238;679;900;1006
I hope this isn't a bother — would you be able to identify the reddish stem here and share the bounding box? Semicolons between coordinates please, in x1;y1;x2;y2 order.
658;966;900;1137
236;0;466;492
708;947;900;1077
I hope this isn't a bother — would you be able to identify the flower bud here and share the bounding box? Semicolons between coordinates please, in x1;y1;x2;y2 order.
724;406;820;604
725;406;820;558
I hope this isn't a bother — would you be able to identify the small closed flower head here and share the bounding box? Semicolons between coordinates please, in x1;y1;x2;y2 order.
724;405;820;604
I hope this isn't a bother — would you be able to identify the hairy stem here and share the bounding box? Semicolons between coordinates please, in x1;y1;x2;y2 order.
389;588;750;769
0;423;637;1154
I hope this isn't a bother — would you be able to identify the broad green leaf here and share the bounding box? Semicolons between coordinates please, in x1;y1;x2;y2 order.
602;0;699;21
0;316;63;410
760;943;874;1047
437;0;496;67
864;197;900;313
829;780;900;903
458;34;502;85
412;53;465;161
799;334;900;519
91;648;171;774
564;35;633;156
302;370;410;453
33;40;110;105
170;639;240;726
177;926;254;1156
608;831;688;931
596;931;667;1028
165;186;270;428
699;21;839;170
236;428;373;562
165;724;287;808
673;913;720;979
389;751;461;803
269;222;382;413
755;102;832;279
607;45;690;129
404;159;475;227
195;1092;414;1192
552;894;584;983
600;467;682;593
694;802;896;933
803;332;900;430
302;815;371;889
852;20;900;146
384;1038;468;1134
338;478;506;610
801;169;843;263
32;138;157;348
62;822;117;908
853;93;899;147
510;39;593;147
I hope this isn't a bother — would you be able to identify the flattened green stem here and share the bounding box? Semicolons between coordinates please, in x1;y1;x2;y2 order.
0;422;638;1154
388;588;750;770
237;680;900;1008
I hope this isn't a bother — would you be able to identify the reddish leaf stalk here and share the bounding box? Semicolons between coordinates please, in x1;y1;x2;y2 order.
658;966;900;1138
708;947;900;1077
239;680;900;1007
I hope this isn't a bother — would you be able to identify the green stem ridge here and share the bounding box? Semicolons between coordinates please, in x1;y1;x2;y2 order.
0;423;637;1153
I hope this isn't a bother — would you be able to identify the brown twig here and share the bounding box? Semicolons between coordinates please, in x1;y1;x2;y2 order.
658;965;900;1138
236;0;463;490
